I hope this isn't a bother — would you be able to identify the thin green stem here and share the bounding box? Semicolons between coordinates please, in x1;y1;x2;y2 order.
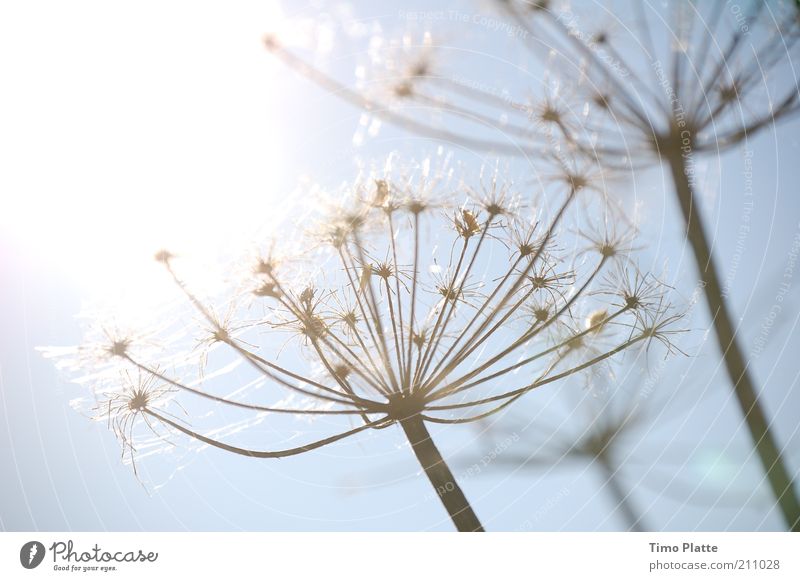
406;214;421;390
666;149;800;531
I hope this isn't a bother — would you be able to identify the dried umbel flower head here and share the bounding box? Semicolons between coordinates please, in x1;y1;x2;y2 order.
53;160;681;531
504;0;800;160
101;369;179;480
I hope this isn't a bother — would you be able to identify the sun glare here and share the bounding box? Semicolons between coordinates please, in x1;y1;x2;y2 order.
1;1;290;314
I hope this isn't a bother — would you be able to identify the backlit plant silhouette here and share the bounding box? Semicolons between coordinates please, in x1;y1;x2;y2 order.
263;0;800;529
50;162;682;531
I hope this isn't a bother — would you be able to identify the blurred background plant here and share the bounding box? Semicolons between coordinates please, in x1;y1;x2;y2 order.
462;358;784;532
263;0;800;530
473;380;668;533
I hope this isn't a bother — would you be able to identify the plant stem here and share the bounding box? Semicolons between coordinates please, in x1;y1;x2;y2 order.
597;456;644;532
400;414;485;532
666;151;800;531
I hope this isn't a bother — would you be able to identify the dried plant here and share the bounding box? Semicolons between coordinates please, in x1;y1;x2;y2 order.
46;162;682;531
263;0;800;529
466;357;698;531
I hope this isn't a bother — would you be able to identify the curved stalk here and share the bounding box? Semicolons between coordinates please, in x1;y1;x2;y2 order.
146;408;388;458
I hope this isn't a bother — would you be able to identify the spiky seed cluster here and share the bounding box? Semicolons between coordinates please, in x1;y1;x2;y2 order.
454;209;482;239
107;338;132;358
101;370;176;480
